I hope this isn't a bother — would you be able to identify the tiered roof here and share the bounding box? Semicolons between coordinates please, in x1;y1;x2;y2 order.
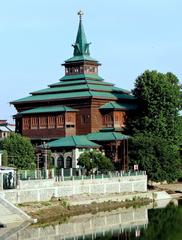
19;105;78;115
100;102;137;111
11;12;135;106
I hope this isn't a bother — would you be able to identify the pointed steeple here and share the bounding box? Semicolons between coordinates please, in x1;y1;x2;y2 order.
73;11;91;56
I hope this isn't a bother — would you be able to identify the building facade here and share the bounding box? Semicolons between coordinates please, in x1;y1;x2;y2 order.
0;120;15;140
11;12;137;170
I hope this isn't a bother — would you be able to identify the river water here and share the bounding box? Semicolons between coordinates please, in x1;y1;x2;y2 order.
2;198;182;240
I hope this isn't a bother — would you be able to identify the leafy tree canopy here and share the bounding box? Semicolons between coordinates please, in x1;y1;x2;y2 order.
0;133;36;169
127;70;182;143
77;150;114;174
127;70;182;181
129;133;181;182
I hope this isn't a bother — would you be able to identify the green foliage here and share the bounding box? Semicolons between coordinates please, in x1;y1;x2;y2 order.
47;150;54;169
129;134;181;182
140;202;182;240
1;133;36;169
128;70;182;143
77;150;114;173
2;150;8;166
126;70;182;182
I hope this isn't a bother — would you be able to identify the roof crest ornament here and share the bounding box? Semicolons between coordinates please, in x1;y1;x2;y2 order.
78;10;84;20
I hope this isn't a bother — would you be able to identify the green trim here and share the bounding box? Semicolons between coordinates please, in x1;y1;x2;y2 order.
32;84;130;95
59;74;103;81
65;55;98;63
12;90;135;104
87;132;129;142
12;91;92;103
49;79;114;87
20;106;78;115
100;102;138;110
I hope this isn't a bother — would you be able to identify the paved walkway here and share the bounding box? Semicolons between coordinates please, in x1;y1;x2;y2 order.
0;195;32;224
0;203;23;224
157;183;182;193
0;196;32;239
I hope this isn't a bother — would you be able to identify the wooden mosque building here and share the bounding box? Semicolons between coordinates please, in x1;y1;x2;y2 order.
11;11;137;171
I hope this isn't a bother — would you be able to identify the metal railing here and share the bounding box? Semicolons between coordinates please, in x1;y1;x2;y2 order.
17;169;146;181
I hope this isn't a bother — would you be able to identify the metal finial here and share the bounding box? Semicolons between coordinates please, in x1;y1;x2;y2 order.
78;10;84;20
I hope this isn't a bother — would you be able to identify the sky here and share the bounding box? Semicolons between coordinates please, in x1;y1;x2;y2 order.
0;0;182;122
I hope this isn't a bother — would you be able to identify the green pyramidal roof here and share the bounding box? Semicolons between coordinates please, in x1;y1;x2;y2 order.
87;132;129;142
48;135;100;148
65;12;97;63
60;74;103;82
11;12;135;106
100;102;137;111
73;13;90;57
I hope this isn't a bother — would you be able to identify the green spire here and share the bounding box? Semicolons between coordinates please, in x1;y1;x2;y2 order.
73;11;91;56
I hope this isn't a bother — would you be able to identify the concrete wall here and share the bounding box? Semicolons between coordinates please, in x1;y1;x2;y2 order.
0;175;147;204
9;206;148;240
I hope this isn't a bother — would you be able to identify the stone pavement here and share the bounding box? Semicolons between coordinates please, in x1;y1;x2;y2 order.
0;196;32;239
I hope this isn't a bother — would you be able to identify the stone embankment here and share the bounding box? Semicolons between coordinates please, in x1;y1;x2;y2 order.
0;175;148;204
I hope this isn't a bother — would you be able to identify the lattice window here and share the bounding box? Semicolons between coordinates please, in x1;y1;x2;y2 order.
56;115;64;128
48;116;56;128
31;117;38;129
39;116;47;129
102;114;113;127
23;117;30;130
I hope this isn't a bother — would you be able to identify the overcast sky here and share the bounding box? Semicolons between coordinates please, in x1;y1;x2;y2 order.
0;0;181;121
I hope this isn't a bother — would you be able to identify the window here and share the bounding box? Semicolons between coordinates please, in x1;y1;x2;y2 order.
84;66;89;73
102;114;113;127
39;116;47;129
23;117;30;130
66;156;72;168
57;156;64;168
74;67;79;73
48;116;56;128
80;66;83;73
56;115;64;128
31;117;38;129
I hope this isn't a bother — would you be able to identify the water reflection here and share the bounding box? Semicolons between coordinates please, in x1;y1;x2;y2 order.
3;198;181;240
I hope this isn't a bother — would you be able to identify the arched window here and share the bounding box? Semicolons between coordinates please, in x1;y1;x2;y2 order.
66;156;72;168
57;156;64;168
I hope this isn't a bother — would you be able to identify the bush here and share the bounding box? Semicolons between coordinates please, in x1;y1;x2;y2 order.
1;133;36;169
78;150;114;174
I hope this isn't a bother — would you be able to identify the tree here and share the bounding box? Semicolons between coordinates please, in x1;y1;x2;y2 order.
2;150;8;166
127;70;182;181
1;133;36;169
127;70;182;143
77;150;114;174
129;133;181;182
